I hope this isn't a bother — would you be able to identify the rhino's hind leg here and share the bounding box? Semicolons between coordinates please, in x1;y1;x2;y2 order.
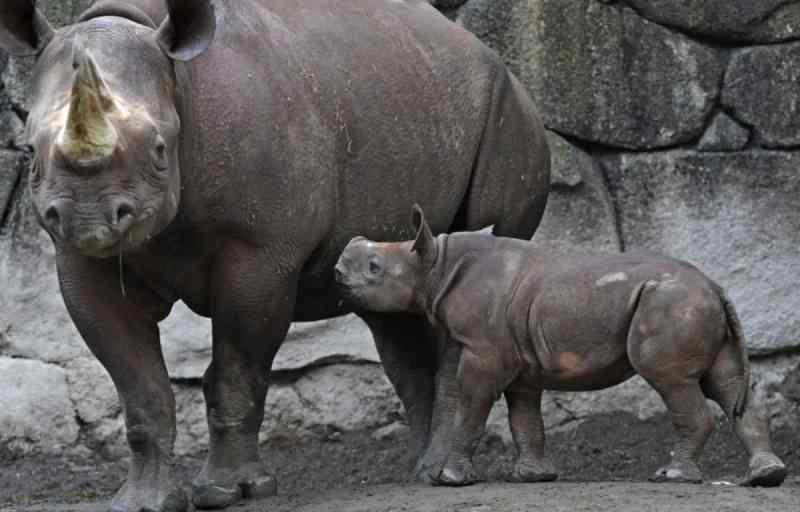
701;344;787;487
505;386;558;483
645;382;710;484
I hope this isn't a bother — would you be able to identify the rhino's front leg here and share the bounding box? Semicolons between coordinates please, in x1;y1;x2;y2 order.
360;313;440;474
192;244;297;509
57;253;186;512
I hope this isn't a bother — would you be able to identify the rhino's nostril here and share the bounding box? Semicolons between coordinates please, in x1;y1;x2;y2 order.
44;204;60;227
114;202;135;224
110;199;136;230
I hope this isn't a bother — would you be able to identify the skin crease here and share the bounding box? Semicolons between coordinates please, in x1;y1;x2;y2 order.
1;1;550;511
336;205;788;489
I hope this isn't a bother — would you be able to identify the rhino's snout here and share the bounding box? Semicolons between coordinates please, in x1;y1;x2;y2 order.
41;196;139;256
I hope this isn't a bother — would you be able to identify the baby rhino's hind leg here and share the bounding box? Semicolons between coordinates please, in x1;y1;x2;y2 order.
701;343;787;487
628;280;721;484
505;384;558;482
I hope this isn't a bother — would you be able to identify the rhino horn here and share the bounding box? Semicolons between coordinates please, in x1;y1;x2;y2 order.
58;46;120;165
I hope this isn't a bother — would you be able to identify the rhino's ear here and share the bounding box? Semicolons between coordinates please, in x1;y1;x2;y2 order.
0;0;54;57
156;0;216;62
411;204;438;267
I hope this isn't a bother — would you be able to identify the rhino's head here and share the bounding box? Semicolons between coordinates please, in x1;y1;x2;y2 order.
0;0;215;257
335;205;439;313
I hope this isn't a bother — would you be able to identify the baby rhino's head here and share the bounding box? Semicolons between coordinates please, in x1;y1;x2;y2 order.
335;205;438;313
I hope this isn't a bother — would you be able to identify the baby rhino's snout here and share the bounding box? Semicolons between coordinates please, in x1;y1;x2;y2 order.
334;236;368;283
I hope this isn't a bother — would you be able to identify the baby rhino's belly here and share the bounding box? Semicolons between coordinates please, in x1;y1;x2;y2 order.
539;348;635;391
530;274;644;391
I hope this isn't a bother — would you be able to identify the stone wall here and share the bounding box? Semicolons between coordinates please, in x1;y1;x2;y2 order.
1;0;799;458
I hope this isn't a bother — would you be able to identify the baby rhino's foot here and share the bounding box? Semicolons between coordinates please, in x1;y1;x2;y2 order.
509;457;558;483
430;458;481;487
741;452;787;487
649;460;703;484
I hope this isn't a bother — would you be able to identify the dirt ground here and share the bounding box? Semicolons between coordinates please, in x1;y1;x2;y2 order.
2;412;798;511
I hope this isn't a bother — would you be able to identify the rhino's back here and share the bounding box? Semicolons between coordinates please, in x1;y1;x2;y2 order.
178;0;506;318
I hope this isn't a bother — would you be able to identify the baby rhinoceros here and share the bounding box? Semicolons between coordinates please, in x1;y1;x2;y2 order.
334;205;787;488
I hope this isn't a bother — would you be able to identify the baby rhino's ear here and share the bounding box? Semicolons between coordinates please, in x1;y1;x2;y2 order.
411;204;437;267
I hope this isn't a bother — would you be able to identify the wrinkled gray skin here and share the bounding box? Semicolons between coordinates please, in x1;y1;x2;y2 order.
0;1;549;510
336;206;787;488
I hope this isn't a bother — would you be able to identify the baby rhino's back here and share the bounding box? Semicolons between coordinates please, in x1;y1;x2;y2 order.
510;248;720;390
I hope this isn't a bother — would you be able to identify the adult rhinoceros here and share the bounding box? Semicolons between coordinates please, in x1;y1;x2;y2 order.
0;0;549;510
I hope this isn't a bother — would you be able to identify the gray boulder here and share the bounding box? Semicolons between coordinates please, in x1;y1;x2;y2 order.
603;150;800;356
0;357;79;453
161;303;379;380
722;43;800;148
173;363;401;456
531;132;621;254
623;0;800;44
458;0;723;149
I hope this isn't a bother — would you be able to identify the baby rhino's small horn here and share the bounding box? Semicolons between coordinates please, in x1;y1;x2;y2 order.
58;46;119;165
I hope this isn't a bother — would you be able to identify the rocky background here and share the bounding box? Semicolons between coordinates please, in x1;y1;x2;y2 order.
1;0;799;460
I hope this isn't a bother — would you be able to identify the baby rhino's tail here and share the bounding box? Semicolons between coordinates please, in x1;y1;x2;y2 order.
717;289;750;418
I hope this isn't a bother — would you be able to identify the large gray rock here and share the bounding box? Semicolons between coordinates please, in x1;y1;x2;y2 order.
722;43;800;148
161;304;378;380
64;357;119;425
531;132;621;254
603;150;800;356
0;357;79;453
173;363;401;456
458;0;723;149
623;0;800;44
456;0;515;52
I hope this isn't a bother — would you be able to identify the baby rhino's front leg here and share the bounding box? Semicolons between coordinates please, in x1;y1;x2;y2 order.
505;384;558;482
431;350;499;486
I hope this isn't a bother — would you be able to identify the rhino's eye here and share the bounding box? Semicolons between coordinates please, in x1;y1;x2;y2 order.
153;138;167;172
369;260;381;275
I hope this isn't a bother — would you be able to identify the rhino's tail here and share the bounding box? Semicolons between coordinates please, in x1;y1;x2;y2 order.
717;288;750;419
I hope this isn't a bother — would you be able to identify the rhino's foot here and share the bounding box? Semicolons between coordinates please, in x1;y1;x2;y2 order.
413;448;448;484
741;452;787;487
429;458;481;487
111;469;187;512
192;461;277;510
649;460;703;484
509;458;558;483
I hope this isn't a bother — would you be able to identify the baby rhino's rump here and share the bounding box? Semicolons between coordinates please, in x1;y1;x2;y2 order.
524;254;724;390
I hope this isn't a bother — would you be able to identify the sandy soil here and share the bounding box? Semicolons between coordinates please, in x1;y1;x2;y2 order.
2;412;798;511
